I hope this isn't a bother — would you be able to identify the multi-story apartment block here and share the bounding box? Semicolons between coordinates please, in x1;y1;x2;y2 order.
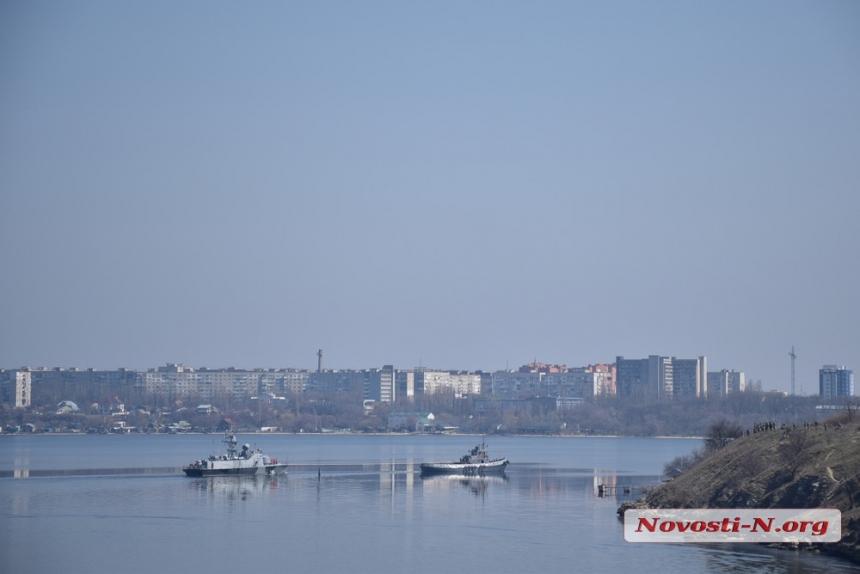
819;365;854;398
137;364;308;400
306;370;365;393
0;369;32;407
196;369;236;399
365;365;395;403
616;356;668;398
548;365;617;397
413;368;481;398
139;363;201;397
281;370;310;394
588;364;617;395
544;370;602;398
672;357;707;397
490;370;542;397
27;367;137;391
708;369;746;397
490;364;615;399
616;355;707;398
395;370;414;399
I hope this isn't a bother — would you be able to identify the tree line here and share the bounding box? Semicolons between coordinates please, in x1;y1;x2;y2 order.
6;380;857;435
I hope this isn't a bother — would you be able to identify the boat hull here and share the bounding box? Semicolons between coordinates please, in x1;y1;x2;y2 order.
183;464;288;477
182;433;287;478
419;459;508;477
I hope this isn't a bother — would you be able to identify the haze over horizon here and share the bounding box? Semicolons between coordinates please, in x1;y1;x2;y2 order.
2;2;858;395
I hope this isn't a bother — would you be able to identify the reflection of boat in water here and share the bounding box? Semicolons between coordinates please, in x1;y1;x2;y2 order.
182;433;288;477
420;440;508;476
190;474;281;499
421;474;507;486
421;473;507;496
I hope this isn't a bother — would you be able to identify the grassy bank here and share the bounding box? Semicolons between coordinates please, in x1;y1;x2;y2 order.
622;412;860;564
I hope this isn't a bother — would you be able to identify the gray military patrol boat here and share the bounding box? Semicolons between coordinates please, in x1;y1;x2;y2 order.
182;433;287;477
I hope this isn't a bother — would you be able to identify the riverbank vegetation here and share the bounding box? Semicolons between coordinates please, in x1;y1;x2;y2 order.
3;385;856;436
626;410;860;564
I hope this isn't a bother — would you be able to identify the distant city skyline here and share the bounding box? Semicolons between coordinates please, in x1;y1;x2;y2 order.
2;2;858;396
4;352;856;397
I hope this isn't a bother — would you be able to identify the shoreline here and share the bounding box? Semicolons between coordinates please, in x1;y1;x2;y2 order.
0;430;705;439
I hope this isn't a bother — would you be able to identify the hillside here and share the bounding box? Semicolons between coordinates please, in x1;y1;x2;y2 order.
624;413;860;564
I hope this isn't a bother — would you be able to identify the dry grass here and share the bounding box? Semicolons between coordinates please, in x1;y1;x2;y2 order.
640;413;860;564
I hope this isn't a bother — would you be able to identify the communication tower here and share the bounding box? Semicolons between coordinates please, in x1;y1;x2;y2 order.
788;345;797;395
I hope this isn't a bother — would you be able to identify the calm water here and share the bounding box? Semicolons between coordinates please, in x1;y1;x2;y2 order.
0;434;855;574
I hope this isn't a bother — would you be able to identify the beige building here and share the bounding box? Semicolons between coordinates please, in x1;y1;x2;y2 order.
415;369;481;398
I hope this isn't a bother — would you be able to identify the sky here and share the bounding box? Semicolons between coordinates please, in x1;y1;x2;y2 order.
1;1;858;394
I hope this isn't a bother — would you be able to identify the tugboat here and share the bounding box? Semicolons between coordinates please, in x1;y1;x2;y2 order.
182;433;288;477
420;440;508;476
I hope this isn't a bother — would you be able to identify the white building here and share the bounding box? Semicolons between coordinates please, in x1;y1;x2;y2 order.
1;369;31;408
415;369;481;398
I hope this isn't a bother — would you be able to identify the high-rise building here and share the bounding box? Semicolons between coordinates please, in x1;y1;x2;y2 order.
395;370;414;399
413;368;481;398
819;365;854;397
673;357;708;397
365;365;395;403
615;355;707;398
616;355;672;398
0;369;32;408
707;369;746;397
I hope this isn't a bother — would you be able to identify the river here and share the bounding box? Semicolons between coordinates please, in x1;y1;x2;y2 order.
0;433;854;574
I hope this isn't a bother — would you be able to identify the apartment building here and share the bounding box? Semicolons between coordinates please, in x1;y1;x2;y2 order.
672;357;708;397
708;369;746;397
0;369;31;407
395;370;414;399
414;368;481;398
365;365;395;403
616;355;707;398
819;365;854;397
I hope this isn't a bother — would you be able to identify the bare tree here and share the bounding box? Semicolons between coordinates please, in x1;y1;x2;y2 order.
663;453;698;479
704;418;743;452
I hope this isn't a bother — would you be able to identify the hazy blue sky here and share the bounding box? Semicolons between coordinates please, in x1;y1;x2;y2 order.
1;1;858;394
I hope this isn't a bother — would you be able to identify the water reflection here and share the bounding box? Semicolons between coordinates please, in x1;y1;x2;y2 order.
285;465;659;506
421;473;508;496
0;463;660;507
188;474;282;502
0;467;179;478
509;466;660;502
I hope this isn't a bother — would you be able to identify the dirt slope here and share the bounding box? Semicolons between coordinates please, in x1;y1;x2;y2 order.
628;415;860;563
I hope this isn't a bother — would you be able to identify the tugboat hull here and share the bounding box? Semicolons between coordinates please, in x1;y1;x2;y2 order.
420;440;508;476
419;459;508;476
